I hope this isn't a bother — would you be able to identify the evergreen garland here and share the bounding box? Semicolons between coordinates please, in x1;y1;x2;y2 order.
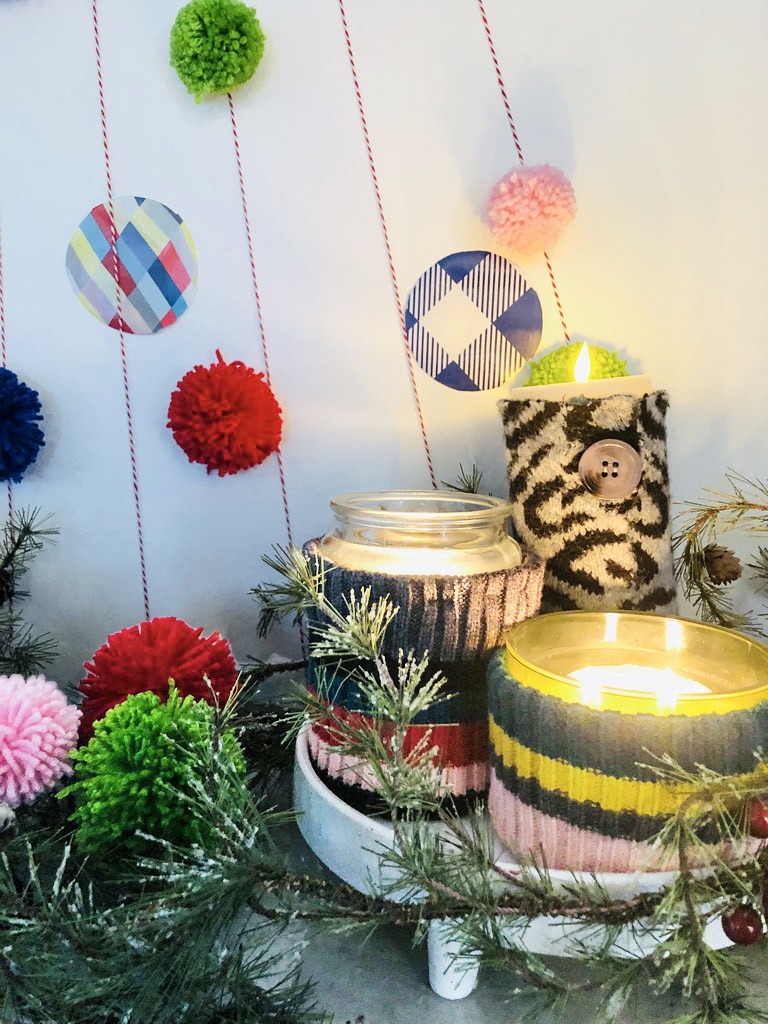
7;527;768;1021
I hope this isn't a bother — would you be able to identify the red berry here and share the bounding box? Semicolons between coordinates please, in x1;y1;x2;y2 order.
722;905;764;945
748;798;768;839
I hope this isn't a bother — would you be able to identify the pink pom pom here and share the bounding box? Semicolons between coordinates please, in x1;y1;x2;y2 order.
0;675;81;808
487;164;576;255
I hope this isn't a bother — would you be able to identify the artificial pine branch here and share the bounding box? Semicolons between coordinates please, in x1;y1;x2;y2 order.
440;462;484;494
674;472;768;635
251;544;329;637
749;547;768;595
0;507;58;674
11;534;768;1022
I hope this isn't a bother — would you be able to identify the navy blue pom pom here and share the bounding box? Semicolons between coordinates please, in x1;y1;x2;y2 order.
0;367;45;483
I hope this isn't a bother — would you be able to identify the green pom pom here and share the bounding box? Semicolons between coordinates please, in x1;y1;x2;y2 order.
170;0;266;102
64;687;245;856
524;343;628;386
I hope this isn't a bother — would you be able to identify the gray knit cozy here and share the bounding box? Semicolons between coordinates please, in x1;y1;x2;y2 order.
303;539;545;661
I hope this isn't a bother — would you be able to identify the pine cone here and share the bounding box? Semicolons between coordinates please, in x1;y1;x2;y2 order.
704;543;742;585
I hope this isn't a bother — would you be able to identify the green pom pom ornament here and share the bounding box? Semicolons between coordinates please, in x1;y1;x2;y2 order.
170;0;266;102
524;343;628;386
64;686;245;856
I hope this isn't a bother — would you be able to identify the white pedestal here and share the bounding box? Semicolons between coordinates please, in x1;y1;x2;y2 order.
292;726;729;998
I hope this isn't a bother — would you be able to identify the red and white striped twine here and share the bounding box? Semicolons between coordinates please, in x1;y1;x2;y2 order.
336;0;437;489
92;0;150;619
0;222;12;520
476;0;570;342
228;92;295;547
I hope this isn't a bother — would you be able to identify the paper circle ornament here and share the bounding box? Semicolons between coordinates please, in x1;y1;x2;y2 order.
65;197;198;334
405;251;542;392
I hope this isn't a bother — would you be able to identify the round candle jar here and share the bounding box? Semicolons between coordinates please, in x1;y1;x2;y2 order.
303;490;545;813
487;611;768;871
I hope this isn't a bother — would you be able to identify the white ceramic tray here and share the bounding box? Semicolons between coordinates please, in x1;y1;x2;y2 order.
293;725;729;998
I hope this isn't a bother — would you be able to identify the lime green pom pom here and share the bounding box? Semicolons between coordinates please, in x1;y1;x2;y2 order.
64;687;245;856
524;343;628;386
170;0;266;102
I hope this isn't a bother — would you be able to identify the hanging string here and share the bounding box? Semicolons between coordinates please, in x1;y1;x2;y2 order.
91;0;150;620
0;224;6;370
476;0;571;342
336;0;437;489
0;223;12;522
227;93;294;547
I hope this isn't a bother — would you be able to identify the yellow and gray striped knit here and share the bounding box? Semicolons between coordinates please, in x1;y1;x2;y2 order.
487;650;768;871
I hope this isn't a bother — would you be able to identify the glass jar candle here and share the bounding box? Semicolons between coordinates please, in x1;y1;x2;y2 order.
487;610;768;872
303;490;545;813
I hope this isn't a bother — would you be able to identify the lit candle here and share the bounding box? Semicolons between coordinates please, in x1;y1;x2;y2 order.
569;663;711;714
507;342;652;401
567;613;711;713
488;610;768;872
303;491;545;813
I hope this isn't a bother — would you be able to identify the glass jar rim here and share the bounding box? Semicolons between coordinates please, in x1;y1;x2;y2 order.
329;490;514;529
504;610;768;716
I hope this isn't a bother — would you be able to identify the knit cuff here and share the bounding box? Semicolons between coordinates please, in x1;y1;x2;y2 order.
303;539;545;660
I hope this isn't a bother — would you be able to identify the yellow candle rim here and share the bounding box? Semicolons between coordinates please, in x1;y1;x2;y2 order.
504;613;768;717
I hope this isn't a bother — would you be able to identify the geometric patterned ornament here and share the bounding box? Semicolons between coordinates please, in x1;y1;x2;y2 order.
405;250;542;391
65;196;198;334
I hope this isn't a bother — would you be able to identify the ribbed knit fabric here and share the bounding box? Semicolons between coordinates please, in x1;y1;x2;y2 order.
305;540;545;657
487;777;753;873
303;541;545;801
498;391;677;614
487;649;768;871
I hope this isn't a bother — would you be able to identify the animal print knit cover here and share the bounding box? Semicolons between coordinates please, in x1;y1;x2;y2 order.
498;391;677;614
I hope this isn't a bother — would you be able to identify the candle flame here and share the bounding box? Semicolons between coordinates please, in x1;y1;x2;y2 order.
656;668;680;714
579;679;604;710
573;343;591;383
570;663;709;715
603;613;618;644
664;618;685;654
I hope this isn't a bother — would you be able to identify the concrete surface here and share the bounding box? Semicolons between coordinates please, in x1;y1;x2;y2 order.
281;820;768;1024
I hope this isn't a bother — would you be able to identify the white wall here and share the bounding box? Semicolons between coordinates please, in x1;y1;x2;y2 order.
0;0;766;685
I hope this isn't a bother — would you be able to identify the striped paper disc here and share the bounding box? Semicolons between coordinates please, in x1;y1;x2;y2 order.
65;196;198;335
405;250;542;391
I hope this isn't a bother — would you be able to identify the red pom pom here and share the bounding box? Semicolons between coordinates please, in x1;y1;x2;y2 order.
168;351;282;476
78;616;238;740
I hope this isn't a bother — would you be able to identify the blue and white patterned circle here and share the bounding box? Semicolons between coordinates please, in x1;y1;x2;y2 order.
405;251;542;391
